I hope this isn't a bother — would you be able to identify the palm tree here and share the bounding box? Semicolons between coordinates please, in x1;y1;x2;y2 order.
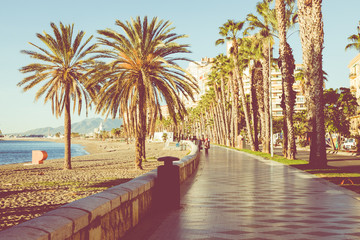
211;54;232;146
92;16;198;169
275;0;297;159
345;21;360;52
247;0;277;153
239;37;264;151
18;22;98;170
216;20;255;150
297;0;327;167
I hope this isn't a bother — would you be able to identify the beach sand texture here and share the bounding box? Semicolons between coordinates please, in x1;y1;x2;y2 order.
0;139;187;231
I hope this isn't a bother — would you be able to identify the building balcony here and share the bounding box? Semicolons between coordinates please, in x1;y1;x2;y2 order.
349;72;357;79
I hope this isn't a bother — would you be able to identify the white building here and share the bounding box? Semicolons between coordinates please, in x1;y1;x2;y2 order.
349;53;360;104
184;57;306;117
94;122;103;134
348;53;360;135
181;57;214;109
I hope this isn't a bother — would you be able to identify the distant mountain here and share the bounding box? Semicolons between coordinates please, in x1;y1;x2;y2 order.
20;118;123;135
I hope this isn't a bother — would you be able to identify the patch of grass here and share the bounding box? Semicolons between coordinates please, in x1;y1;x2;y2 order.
305;169;338;172
75;186;107;192
314;173;360;178
218;144;308;165
241;149;308;165
216;144;360;195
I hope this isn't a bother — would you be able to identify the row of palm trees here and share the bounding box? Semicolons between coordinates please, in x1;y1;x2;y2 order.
183;0;297;156
18;17;199;170
162;0;327;167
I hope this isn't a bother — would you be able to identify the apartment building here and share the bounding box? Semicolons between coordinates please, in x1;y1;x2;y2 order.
177;57;306;118
181;57;213;109
242;64;306;117
348;53;360;135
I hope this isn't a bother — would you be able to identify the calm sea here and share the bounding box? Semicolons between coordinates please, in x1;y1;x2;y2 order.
0;140;89;165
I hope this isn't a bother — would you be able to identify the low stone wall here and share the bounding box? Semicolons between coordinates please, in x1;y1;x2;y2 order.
0;141;200;240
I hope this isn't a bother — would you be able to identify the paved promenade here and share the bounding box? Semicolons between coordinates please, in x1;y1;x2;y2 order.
124;146;360;240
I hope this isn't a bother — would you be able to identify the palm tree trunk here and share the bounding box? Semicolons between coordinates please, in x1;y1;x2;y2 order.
64;92;71;170
135;85;146;170
328;131;336;150
213;104;221;144
232;41;255;150
255;62;265;151
233;71;240;147
276;0;296;159
298;0;327;167
261;43;271;154
220;75;230;145
313;0;327;166
250;63;260;151
230;72;236;147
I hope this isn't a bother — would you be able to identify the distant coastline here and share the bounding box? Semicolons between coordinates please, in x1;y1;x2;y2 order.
3;117;123;136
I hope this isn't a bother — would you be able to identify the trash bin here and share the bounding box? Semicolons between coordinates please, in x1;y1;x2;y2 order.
157;156;180;210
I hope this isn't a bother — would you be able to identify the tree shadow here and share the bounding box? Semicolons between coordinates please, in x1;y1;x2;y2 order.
89;178;133;188
0;177;135;231
0;203;64;231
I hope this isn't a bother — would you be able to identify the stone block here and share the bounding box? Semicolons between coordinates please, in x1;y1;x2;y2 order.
91;191;121;210
132;199;139;227
121;180;146;199
19;215;73;240
45;207;89;233
0;226;48;240
100;213;112;240
88;225;101;240
118;201;132;236
106;185;130;203
64;196;111;222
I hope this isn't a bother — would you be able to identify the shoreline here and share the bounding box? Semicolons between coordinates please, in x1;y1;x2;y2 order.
0;139;187;231
0;138;92;167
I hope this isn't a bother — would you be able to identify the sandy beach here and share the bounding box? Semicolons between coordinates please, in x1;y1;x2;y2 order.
0;139;188;231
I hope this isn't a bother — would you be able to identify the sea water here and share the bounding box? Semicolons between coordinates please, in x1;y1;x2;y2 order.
0;140;89;165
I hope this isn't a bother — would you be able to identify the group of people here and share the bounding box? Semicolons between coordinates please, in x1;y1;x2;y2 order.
180;135;211;152
199;137;210;153
202;137;210;150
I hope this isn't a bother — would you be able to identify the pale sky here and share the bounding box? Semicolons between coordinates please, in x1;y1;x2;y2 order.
0;0;359;134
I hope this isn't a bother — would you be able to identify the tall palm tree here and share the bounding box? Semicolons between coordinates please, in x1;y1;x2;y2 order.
210;54;231;145
345;21;360;52
275;0;297;159
247;0;277;153
216;20;255;150
18;22;98;170
92;16;198;169
239;37;264;151
297;0;327;167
